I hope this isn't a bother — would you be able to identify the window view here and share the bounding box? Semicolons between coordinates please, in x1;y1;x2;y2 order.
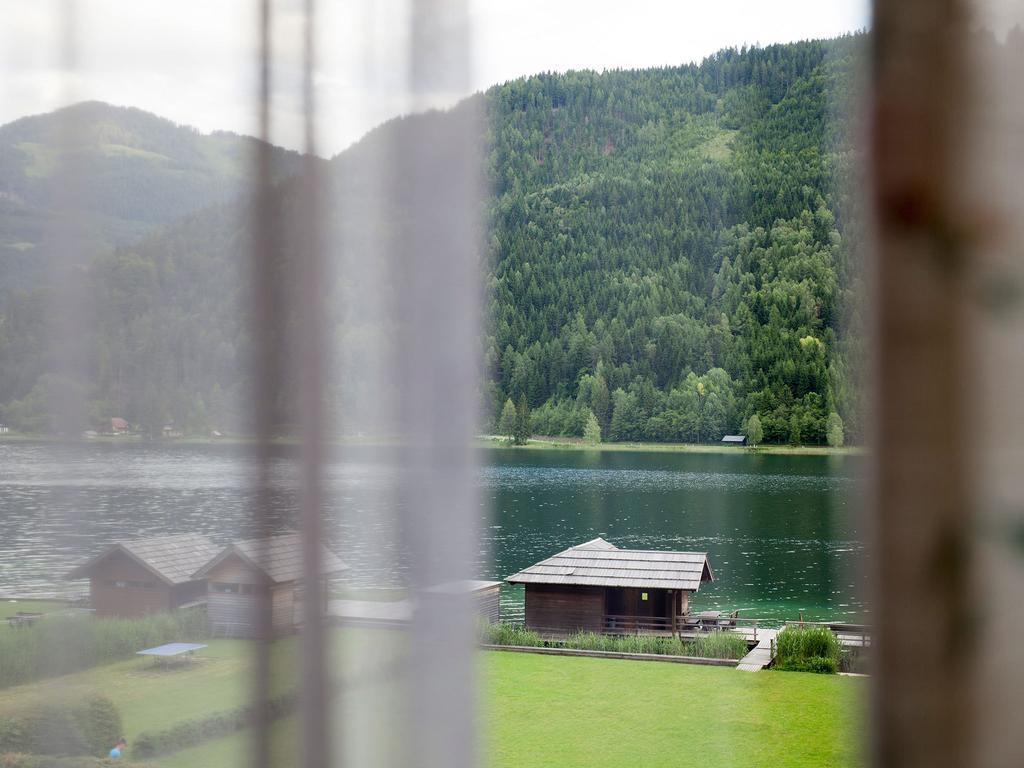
2;1;1023;767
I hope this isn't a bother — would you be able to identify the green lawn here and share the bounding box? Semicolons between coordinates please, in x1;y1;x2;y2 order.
158;651;864;768
0;599;69;629
0;628;407;740
484;652;864;768
0;633;863;767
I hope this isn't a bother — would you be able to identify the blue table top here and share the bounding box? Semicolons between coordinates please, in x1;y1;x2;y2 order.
136;642;208;657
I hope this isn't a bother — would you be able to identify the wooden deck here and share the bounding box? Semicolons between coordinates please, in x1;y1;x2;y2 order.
327;598;413;628
735;628;778;671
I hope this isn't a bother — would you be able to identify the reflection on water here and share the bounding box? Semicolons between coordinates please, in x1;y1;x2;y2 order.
0;441;866;621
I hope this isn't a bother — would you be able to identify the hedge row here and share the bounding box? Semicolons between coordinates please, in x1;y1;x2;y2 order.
0;696;121;758
0;609;207;689
132;692;295;760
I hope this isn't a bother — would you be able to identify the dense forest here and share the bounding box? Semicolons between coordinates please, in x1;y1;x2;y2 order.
0;36;869;444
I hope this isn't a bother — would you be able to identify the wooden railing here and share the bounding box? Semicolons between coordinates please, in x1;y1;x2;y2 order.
601;613;762;643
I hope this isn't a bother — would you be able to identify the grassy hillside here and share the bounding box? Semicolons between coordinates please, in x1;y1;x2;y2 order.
0;101;304;300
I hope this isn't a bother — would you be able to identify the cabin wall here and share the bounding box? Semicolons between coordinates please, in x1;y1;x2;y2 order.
524;583;604;635
205;554;263;636
272;584;295;633
475;584;501;624
87;551;171;617
204;555;297;636
170;579;209;608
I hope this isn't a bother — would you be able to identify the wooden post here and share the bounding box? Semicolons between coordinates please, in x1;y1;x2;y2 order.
670;589;677;639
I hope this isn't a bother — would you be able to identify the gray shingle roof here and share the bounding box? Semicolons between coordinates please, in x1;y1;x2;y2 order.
67;533;220;584
195;532;347;584
505;537;713;591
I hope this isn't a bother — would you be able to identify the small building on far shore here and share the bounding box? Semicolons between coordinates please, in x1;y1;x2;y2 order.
506;537;713;636
67;533;220;618
721;434;747;446
193;533;347;637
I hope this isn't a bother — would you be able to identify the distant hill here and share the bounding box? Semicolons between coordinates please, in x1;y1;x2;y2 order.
0;101;304;299
0;36;871;445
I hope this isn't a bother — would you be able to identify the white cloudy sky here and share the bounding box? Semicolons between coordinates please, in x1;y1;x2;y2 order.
3;0;869;156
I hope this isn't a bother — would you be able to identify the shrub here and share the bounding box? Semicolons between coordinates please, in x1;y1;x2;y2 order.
0;609;207;689
773;625;841;674
0;696;121;757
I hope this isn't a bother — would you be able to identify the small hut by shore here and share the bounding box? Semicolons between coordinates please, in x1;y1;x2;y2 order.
193;533;347;637
505;537;713;636
67;533;220;618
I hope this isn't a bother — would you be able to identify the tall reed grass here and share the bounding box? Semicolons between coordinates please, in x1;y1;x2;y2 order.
479;622;749;660
773;624;841;673
0;608;207;689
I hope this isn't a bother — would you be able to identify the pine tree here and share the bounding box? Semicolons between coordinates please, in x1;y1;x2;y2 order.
498;398;517;442
788;414;802;446
583;410;601;444
513;394;531;445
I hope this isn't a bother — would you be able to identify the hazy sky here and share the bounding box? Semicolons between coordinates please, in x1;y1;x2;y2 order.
3;0;869;156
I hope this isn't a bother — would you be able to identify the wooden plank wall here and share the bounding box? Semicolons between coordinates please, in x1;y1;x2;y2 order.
475;585;501;624
524;584;604;634
89;551;171;617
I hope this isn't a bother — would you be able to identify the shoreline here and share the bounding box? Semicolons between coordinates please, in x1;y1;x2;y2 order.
480;435;864;456
1;432;864;456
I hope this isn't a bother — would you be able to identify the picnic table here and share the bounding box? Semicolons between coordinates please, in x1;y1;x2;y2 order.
136;642;208;667
6;611;44;628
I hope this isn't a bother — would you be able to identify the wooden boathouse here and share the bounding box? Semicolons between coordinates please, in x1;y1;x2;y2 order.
193;533;347;637
67;533;220;618
505;537;713;636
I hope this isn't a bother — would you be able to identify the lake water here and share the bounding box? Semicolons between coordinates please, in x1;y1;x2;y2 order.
0;441;867;622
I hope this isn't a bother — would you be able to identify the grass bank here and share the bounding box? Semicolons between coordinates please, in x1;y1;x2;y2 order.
1;628;863;767
484;652;864;767
480;435;864;456
160;650;864;768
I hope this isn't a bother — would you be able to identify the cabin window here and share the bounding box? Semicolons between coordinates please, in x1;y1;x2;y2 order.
211;582;241;594
641;592;648;601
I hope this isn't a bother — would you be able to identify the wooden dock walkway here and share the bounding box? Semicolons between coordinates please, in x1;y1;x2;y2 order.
735;628;778;671
327;599;413;628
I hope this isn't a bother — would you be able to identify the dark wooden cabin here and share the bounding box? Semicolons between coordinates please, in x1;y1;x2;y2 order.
67;533;220;618
505;537;713;636
193;533;347;637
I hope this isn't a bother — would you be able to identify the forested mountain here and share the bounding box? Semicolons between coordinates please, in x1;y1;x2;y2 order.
0;101;303;301
0;36;869;444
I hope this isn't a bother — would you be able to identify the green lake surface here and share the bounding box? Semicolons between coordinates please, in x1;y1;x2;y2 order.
0;441;866;622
